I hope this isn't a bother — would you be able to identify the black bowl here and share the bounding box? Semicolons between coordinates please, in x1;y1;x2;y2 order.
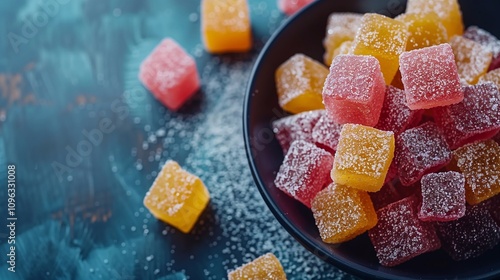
243;0;500;279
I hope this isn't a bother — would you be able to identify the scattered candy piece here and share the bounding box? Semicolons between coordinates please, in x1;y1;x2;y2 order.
395;13;448;51
449;36;492;84
143;160;210;233
312;183;377;244
463;26;500;71
406;0;463;38
311;113;342;153
139;38;200;111
278;0;314;16
323;13;362;65
275;54;328;114
228;253;287;280
272;110;324;154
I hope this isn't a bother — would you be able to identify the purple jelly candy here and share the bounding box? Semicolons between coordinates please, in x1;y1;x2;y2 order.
272;110;324;153
376;86;423;135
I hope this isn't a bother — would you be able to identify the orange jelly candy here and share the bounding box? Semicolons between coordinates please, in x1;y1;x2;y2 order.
351;13;409;84
406;0;464;38
479;68;500;88
332;124;395;192
450;36;492;84
143;160;210;233
201;0;252;53
228;253;287;280
312;183;378;244
323;13;362;65
452;140;500;205
395;13;448;51
275;54;328;114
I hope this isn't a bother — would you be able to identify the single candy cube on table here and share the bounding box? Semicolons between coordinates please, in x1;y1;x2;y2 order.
368;196;441;267
418;171;466;222
311;113;342;153
369;181;401;211
312;183;377;244
449;36;492;85
139;39;200;111
351;14;409;84
395;13;448;51
143;160;210;233
322;55;386;126
332;124;395;192
272;110;324;154
479;68;500;89
436;206;500;261
463;26;500;71
274;140;334;208
275;54;328;114
433;82;500;149
375;85;423;135
395;122;452;186
399;43;464;109
201;0;251;53
406;0;464;38
451;140;500;205
323;13;362;65
228;253;287;280
278;0;314;16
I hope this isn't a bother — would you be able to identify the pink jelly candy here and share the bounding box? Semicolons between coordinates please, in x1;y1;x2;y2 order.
375;86;423;135
433;82;500;150
395;122;452;186
277;0;314;15
463;26;500;71
369;182;401;211
322;55;386;127
274;140;334;208
272;110;324;154
311;113;343;153
399;43;463;110
436;206;500;261
139;38;200;111
368;196;441;267
418;171;466;222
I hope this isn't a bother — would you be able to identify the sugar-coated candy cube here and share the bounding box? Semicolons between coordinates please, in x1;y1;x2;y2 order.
463;26;500;71
451;140;500;205
322;55;386;126
436;206;500;261
406;0;464;38
479;68;500;89
228;253;287;280
369;181;401;211
376;86;423;135
276;54;328;114
274;140;334;208
312;183;377;244
352;14;408;84
449;36;492;84
332;124;395;192
323;13;362;65
272;110;324;154
418;172;466;222
478;195;500;226
278;0;314;16
395;122;452;186
399;43;463;109
201;0;251;53
368;196;441;267
433;83;500;149
311;113;342;153
143;160;210;233
332;41;353;58
139;39;200;111
395;13;448;51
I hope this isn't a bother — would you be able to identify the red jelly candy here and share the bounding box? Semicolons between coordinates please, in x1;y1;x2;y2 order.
272;110;324;154
369;181;401;211
311;113;343;153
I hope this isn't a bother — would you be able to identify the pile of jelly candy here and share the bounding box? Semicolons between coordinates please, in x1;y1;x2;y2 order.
274;0;500;266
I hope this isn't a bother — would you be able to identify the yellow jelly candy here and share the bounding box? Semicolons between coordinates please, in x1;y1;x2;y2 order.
452;140;500;205
323;13;362;65
201;0;252;53
228;253;287;280
143;160;210;233
479;68;500;89
332;41;353;59
395;13;448;51
406;0;464;38
450;36;492;84
352;13;409;84
275;54;328;114
311;183;378;244
332;124;395;192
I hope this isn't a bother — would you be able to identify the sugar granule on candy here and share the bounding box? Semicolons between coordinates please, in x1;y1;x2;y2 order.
228;253;287;280
368;196;441;267
323;13;362;65
311;113;342;153
436;206;500;261
395;122;452;186
274;140;334;208
449;36;492;85
418;171;466;222
463;26;500;71
272;110;324;154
